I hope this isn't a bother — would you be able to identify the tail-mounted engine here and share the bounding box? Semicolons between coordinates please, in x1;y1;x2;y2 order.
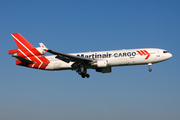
9;47;46;57
8;43;47;58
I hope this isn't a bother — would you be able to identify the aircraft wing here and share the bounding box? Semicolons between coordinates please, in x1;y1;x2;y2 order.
46;49;93;63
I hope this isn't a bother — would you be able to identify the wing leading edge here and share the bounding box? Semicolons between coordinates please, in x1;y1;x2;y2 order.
46;49;93;63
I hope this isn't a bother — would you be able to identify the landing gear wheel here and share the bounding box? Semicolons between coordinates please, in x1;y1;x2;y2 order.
148;63;152;72
81;74;86;78
77;67;90;78
85;74;90;78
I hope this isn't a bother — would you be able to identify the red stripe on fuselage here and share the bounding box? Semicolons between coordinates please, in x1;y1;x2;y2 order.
136;50;150;60
137;50;143;55
140;50;146;55
143;50;150;60
27;56;50;69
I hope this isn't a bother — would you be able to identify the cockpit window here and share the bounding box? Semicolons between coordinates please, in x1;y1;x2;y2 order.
163;51;168;53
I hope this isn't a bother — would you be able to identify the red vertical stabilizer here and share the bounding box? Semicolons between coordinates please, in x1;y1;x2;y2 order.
11;33;35;50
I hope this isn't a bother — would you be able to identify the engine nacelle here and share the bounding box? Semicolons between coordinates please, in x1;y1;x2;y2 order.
96;67;111;73
97;60;108;67
36;47;46;55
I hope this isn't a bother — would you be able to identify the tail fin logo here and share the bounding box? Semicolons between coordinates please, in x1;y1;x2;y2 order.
11;33;35;50
137;50;150;60
10;33;50;69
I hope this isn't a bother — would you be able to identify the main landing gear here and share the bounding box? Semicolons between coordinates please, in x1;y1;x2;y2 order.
77;68;90;78
72;63;90;78
148;63;152;72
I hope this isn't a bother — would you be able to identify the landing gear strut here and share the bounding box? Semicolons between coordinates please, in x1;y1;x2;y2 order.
77;68;90;78
72;63;90;78
148;63;152;72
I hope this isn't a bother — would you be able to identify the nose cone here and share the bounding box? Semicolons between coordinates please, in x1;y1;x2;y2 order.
170;53;172;58
167;53;172;59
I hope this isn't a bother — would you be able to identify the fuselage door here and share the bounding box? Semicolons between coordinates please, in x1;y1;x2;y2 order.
156;51;161;58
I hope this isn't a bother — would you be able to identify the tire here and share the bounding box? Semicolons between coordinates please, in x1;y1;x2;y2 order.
86;74;90;78
81;74;85;78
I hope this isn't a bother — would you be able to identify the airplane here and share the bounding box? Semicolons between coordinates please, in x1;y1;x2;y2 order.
8;33;172;78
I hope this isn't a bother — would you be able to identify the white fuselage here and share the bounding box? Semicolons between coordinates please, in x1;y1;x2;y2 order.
45;48;172;70
9;33;173;78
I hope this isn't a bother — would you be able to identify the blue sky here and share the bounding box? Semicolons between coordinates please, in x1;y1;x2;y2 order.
0;0;180;120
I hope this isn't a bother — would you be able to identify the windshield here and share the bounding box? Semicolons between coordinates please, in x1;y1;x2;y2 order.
163;51;168;53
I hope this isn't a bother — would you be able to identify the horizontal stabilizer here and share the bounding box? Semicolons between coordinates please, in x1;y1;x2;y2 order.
14;56;35;64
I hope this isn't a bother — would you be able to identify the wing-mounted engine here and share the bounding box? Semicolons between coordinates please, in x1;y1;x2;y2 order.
96;67;111;73
97;60;108;67
95;60;111;73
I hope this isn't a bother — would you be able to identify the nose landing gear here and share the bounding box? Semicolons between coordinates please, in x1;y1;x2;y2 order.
148;63;152;72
